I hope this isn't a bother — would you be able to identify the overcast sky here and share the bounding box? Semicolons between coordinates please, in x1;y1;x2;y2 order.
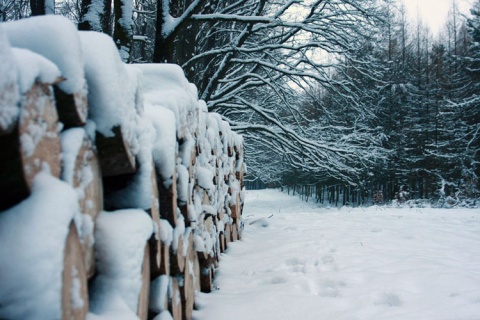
401;0;474;35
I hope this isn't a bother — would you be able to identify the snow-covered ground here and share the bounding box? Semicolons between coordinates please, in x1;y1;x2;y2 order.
194;189;480;320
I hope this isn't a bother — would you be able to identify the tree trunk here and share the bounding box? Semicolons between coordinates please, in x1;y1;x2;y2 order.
30;0;45;15
153;1;174;63
113;0;132;62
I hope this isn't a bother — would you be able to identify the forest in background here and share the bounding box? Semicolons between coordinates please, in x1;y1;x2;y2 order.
1;0;479;206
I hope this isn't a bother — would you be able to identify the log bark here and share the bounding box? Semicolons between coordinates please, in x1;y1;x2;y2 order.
219;232;226;253
159;242;171;276
0;83;61;211
53;86;88;128
158;170;178;227
62;222;89;320
96;125;136;177
199;265;215;293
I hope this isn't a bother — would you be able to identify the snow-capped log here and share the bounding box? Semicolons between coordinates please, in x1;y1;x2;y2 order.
169;276;183;320
0;15;246;320
134;64;199;141
0;173;84;320
89;209;154;319
3;16;88;128
0;26;19;136
199;265;215;294
79;31;141;177
170;227;185;275
61;127;103;278
61;222;89;320
100;111;163;277
0;47;62;211
179;231;197;320
147;106;178;227
218;231;226;253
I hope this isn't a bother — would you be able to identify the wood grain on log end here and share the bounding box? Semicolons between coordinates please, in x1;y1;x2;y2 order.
137;244;151;320
0;83;61;211
169;276;183;320
62;222;89;320
170;234;185;275
160;242;171;276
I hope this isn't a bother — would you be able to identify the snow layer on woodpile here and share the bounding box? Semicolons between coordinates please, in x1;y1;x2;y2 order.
3;15;86;95
12;48;61;94
134;64;198;139
0;173;80;320
89;209;154;318
79;31;140;156
0;25;19;132
146;106;177;184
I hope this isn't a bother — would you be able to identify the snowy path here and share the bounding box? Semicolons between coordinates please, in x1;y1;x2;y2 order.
193;189;480;320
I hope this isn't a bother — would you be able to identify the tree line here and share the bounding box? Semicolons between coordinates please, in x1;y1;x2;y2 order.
1;0;478;206
282;1;480;206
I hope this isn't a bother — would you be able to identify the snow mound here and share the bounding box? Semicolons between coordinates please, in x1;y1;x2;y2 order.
79;31;140;157
0;173;80;320
3;15;86;95
0;25;19;132
89;209;154;317
134;64;198;139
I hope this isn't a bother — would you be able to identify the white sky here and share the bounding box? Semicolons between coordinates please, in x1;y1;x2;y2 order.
401;0;474;35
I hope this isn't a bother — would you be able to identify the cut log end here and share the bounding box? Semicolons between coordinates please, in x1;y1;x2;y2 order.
0;82;61;211
62;222;89;320
137;244;151;320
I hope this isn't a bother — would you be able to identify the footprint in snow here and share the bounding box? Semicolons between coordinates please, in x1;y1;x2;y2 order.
374;292;403;307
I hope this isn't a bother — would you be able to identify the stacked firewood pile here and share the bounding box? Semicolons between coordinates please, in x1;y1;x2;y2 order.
0;16;245;320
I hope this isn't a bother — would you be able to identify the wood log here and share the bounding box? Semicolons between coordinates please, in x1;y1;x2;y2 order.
170;233;185;275
137;244;151;320
62;129;103;278
157;170;178;227
61;222;89;320
231;222;238;242
199;265;215;293
180;233;196;320
230;193;241;220
53;86;87;128
219;232;226;253
148;166;162;278
191;250;201;293
159;242;171;276
96;125;136;177
0;82;61;211
102;160;162;277
224;223;232;248
169;276;183;320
